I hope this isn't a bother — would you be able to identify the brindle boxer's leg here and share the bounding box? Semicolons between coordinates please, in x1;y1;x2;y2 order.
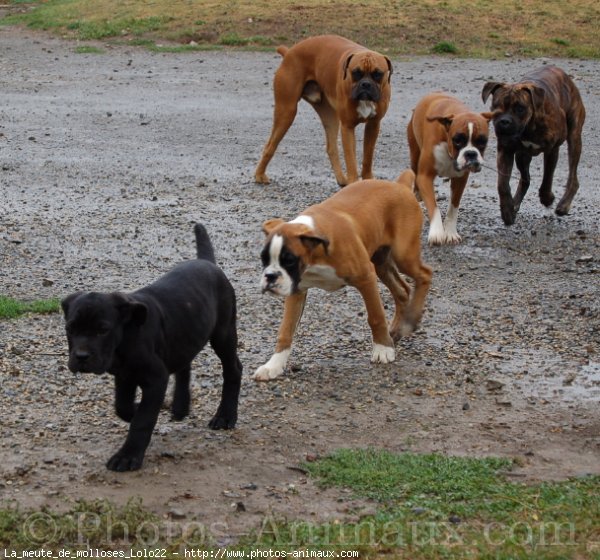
340;124;359;185
556;119;584;216
361;119;381;180
445;175;469;244
513;151;533;213
254;291;307;381
539;146;559;208
496;150;517;225
313;101;347;186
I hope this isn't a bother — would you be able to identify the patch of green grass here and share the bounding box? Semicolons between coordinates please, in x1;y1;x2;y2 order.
244;449;600;558
551;37;570;46
1;452;598;558
64;16;170;40
0;498;159;550
432;40;459;54
2;0;599;58
74;45;104;54
0;295;60;319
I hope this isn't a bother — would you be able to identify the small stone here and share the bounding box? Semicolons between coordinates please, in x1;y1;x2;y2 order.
168;508;186;520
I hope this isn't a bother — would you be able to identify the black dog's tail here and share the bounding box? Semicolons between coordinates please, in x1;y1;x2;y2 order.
194;223;216;263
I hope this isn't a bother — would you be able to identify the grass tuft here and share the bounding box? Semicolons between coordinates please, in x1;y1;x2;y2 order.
74;45;104;54
0;296;60;319
432;41;459;54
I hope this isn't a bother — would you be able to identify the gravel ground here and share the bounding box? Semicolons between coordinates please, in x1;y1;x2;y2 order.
0;27;599;540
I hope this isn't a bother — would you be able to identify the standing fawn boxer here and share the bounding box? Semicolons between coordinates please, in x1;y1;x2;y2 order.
255;170;432;381
482;66;585;225
407;92;493;245
255;35;393;187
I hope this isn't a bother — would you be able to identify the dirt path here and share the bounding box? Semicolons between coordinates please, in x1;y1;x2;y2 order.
1;27;598;542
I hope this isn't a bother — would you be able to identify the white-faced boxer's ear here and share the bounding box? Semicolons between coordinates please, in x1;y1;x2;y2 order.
481;111;494;122
481;81;505;104
342;54;354;80
262;218;285;236
61;292;83;317
427;114;454;130
384;56;393;84
300;234;330;255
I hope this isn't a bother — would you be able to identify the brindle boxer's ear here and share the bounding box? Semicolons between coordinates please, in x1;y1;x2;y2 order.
524;84;546;119
427;114;454;130
481;81;505;103
300;234;330;255
61;292;83;317
343;54;354;80
385;56;393;84
262;218;285;235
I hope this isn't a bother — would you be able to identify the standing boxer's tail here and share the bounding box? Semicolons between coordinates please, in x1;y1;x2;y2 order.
276;46;289;57
194;223;216;263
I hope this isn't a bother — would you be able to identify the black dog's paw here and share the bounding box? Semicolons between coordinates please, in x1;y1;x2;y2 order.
171;402;190;422
208;413;237;430
106;451;144;472
115;403;137;423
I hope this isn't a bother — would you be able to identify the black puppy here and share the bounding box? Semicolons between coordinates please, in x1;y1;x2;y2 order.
62;224;242;472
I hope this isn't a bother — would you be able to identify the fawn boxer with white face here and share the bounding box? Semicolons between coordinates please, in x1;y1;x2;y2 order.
255;171;432;381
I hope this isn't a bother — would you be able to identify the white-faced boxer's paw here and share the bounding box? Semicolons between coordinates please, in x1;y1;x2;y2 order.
443;205;462;244
444;229;462;244
371;344;395;364
253;349;291;381
428;209;447;245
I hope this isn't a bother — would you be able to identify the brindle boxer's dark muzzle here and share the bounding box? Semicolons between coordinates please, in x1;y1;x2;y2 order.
493;113;525;147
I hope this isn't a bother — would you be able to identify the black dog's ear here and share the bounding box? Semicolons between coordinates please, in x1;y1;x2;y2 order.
61;292;83;317
385;56;393;84
482;81;505;104
343;53;354;80
112;293;148;326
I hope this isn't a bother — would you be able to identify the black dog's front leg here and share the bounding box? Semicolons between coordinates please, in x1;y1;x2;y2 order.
114;374;137;422
497;150;517;225
107;366;168;472
208;332;242;430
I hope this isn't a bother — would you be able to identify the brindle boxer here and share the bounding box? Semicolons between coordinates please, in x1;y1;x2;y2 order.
255;35;393;187
482;66;585;225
